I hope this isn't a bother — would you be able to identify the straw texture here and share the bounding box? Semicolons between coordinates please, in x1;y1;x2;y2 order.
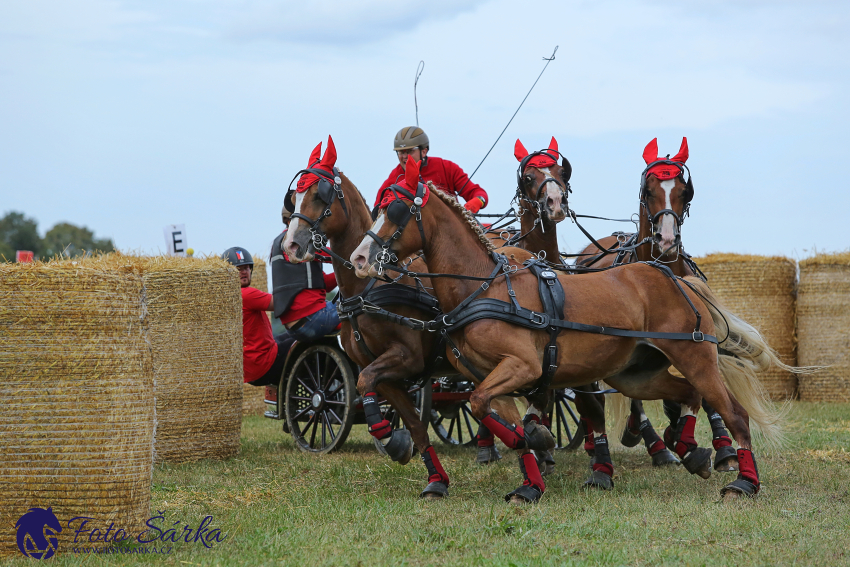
243;256;269;416
797;252;850;401
0;262;153;557
697;253;798;400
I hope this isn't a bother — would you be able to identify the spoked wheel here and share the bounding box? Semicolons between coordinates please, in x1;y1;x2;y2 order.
430;378;480;446
378;378;433;431
285;345;356;454
549;388;584;451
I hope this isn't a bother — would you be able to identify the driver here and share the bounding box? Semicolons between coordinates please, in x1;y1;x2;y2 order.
222;246;294;386
374;126;489;215
270;207;340;342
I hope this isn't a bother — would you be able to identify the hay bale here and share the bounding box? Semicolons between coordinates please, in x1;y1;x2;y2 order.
797;252;850;402
243;255;269;416
0;262;153;557
696;253;798;400
83;254;243;463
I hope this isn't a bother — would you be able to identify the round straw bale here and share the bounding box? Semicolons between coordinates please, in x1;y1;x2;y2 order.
243;255;269;416
797;252;850;402
696;253;798;400
0;262;153;557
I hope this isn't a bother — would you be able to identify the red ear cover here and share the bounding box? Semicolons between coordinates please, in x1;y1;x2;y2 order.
670;137;689;163
319;135;337;170
643;138;659;165
547;136;558;154
514;139;529;162
307;142;322;167
404;155;420;189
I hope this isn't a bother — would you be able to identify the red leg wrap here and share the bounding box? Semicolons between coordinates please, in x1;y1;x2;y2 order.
582;417;595;456
477;426;495;447
626;413;639;434
647;440;667;456
482;413;526;449
541;416;551;429
520;453;545;491
422;445;450;485
591;434;614;477
736;448;760;488
368;419;392;440
675;415;698;458
712;435;733;450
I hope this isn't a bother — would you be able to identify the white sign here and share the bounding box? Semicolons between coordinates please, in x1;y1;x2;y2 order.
163;224;187;257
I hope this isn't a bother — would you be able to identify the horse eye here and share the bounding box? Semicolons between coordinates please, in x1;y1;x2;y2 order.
524;175;533;183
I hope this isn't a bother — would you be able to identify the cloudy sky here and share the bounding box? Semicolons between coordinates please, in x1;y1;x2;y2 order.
1;0;847;265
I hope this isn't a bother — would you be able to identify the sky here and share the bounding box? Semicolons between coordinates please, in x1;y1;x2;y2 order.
1;0;848;270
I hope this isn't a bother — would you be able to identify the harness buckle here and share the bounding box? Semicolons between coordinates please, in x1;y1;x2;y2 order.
481;282;489;290
530;312;547;326
692;331;705;343
353;331;361;341
452;347;462;359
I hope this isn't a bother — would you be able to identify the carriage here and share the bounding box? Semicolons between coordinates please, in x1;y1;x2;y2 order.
262;333;584;453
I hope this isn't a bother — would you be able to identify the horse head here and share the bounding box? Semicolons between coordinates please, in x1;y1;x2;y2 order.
640;137;694;259
282;135;352;263
514;137;571;222
351;156;431;278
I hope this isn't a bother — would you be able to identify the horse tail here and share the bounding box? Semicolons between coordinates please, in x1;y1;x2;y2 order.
684;276;810;451
602;384;631;443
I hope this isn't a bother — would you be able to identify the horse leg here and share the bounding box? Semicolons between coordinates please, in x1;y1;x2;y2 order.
703;399;739;472
357;345;449;498
521;392;556;476
621;399;680;467
573;390;615;490
467;357;548;503
659;345;761;498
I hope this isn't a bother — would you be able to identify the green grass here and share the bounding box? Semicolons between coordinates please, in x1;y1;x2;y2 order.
8;402;850;566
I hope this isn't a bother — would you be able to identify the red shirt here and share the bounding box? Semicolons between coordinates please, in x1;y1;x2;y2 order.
277;259;338;325
374;156;488;207
241;286;277;383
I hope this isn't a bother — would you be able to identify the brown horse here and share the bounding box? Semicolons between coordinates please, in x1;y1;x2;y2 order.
576;137;792;474
352;156;781;503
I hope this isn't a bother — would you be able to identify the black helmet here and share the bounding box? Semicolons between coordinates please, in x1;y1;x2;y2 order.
221;247;253;268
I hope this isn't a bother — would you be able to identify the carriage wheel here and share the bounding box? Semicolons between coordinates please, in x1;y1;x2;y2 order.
430;379;480;446
378;378;433;431
285;345;356;454
550;388;584;451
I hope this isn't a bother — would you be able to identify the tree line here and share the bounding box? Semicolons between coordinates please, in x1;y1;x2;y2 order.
0;211;115;261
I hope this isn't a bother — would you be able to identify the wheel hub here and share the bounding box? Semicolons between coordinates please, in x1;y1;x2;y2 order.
311;392;324;409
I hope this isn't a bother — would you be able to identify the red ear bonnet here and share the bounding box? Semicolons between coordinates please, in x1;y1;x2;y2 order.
378;156;430;208
644;137;689;181
516;137;558;169
297;135;338;192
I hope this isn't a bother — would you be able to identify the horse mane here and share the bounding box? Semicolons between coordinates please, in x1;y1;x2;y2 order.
337;170;369;211
429;185;496;252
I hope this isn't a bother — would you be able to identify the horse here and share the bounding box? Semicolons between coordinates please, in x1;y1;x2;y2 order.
576;137;793;474
351;155;781;503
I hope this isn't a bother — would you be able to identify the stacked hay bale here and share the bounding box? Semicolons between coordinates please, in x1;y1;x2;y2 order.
696;253;798;400
797;252;850;402
0;262;153;557
243;255;270;416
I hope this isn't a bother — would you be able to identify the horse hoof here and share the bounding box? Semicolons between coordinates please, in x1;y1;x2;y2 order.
620;419;642;448
382;429;414;465
504;485;543;504
583;470;614;490
534;450;556;476
651;448;681;467
524;421;556;451
720;478;758;499
477;444;502;465
682;447;713;479
714;446;739;472
420;481;449;499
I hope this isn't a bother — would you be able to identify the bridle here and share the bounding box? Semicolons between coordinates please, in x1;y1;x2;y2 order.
514;149;572;219
284;162;353;268
638;159;694;260
364;182;428;276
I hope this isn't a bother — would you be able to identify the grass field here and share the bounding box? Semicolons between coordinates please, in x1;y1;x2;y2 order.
8;402;850;566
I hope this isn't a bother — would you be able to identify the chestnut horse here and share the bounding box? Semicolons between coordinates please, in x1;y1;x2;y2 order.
576;138;793;474
351;156;781;503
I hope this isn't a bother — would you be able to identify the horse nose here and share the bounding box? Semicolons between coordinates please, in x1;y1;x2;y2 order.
286;241;301;260
352;253;367;270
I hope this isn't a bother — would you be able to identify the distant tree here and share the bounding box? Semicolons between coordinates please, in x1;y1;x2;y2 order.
0;211;42;261
42;222;115;258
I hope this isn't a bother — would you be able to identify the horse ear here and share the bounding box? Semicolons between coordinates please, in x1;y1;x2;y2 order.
319;135;337;169
514;139;529;162
548;136;558;155
561;157;572;182
308;142;322;166
671;137;689;163
642;138;659;165
405;155;420;188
